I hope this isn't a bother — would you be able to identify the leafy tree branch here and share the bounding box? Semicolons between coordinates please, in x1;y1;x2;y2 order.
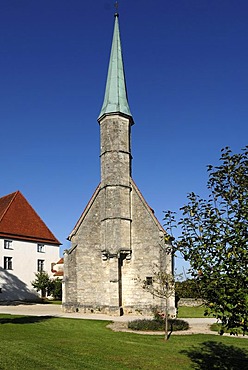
164;146;248;335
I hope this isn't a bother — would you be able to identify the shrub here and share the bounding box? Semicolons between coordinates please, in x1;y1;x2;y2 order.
210;323;248;336
128;318;189;331
49;278;62;300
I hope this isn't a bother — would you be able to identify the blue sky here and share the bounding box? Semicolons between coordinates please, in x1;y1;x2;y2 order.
1;1;247;276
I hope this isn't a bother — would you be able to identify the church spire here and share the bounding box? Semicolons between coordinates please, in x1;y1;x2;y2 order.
98;13;133;123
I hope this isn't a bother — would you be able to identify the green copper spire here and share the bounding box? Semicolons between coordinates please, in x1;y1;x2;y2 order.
98;13;133;123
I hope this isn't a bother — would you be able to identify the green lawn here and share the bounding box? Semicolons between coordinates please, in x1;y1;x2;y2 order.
177;305;213;318
42;300;62;305
0;314;247;369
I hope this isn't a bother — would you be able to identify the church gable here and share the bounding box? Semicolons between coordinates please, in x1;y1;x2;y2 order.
131;179;165;244
68;184;101;243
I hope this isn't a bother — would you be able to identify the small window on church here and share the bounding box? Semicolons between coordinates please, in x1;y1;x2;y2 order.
146;277;153;286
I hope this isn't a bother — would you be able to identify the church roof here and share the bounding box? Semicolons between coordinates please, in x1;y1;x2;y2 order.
98;13;133;123
0;191;61;245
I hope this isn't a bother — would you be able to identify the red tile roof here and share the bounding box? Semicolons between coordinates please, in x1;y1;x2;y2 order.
54;270;63;277
56;258;64;264
0;191;61;245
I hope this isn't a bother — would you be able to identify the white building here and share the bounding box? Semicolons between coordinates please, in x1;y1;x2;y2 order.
0;191;61;302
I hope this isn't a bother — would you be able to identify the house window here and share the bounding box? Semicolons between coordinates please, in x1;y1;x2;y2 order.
4;257;13;270
4;240;12;249
37;244;45;253
146;276;153;286
37;259;44;272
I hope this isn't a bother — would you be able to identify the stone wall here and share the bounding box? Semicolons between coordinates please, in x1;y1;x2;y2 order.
178;298;204;307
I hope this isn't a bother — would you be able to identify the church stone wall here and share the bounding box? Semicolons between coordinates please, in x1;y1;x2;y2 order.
121;182;171;315
63;192;104;312
63;247;78;308
63;180;176;316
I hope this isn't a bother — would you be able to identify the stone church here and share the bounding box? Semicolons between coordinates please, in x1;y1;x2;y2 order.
63;12;175;316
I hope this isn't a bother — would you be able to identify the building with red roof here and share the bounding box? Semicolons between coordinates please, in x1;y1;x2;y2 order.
0;191;61;301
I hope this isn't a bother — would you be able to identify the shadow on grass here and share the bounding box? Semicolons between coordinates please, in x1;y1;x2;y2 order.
181;341;248;369
0;315;54;325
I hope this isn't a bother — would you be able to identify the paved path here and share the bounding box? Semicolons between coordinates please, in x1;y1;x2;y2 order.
0;303;217;334
0;304;153;322
1;304;247;337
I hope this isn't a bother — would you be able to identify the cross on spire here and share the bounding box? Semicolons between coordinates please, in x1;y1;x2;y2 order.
115;1;119;16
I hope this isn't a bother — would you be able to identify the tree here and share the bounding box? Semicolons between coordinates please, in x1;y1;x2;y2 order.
143;269;175;341
164;147;248;335
50;278;62;300
32;271;51;299
175;279;202;299
31;272;62;300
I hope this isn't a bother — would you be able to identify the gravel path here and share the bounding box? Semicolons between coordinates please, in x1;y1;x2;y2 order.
107;318;217;336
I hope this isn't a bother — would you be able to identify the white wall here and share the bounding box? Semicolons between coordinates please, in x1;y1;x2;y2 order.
0;238;60;301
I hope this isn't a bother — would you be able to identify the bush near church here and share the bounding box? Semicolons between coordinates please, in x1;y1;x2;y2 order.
128;310;189;331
